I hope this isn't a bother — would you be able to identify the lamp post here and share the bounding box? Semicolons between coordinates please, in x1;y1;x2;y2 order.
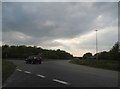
95;30;98;60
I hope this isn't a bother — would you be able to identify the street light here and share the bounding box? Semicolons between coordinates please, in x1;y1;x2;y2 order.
95;30;98;60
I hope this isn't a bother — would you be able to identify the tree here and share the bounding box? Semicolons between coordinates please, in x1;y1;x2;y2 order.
97;51;109;60
2;44;73;59
83;52;92;59
96;41;119;60
2;45;10;58
109;41;119;60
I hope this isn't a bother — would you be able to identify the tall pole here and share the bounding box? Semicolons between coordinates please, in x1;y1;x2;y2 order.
95;30;98;60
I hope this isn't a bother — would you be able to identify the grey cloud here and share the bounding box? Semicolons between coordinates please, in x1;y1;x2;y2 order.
2;2;118;54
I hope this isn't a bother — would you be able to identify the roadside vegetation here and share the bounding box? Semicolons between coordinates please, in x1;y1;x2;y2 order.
70;42;119;71
2;45;73;60
69;59;119;71
2;60;16;83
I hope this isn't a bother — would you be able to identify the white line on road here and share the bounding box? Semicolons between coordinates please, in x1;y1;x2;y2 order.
53;79;70;85
16;69;22;72
36;74;45;78
24;71;31;74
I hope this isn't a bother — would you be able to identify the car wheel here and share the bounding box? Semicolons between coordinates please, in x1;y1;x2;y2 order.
39;61;41;64
30;61;32;64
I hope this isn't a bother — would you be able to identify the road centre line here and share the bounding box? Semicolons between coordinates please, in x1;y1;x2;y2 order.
24;71;31;74
16;69;22;72
36;74;45;78
16;68;69;85
53;79;70;85
17;69;70;85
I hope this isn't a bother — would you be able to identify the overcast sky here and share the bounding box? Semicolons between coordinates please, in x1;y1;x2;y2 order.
2;2;118;57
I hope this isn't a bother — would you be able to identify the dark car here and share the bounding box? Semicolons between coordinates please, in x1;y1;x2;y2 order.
25;55;42;64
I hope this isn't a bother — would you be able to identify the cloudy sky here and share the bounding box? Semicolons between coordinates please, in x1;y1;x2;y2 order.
2;2;118;57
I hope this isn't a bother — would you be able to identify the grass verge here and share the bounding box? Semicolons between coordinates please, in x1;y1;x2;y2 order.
2;60;16;83
69;59;119;71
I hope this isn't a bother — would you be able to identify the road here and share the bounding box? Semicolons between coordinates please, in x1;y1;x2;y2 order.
3;60;119;87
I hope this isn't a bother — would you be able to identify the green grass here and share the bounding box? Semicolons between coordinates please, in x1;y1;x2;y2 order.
69;59;119;71
2;60;16;82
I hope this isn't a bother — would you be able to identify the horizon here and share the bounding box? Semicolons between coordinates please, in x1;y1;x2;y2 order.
1;42;117;57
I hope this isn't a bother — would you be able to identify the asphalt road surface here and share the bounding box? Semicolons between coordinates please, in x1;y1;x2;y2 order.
3;60;119;87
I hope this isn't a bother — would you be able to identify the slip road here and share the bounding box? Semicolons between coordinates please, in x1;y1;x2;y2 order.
3;60;118;87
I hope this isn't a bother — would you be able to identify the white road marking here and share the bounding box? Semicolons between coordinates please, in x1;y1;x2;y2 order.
17;69;22;72
36;74;45;78
53;79;70;85
24;71;31;74
16;68;69;86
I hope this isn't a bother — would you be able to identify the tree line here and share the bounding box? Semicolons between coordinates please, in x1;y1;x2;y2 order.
2;41;119;60
82;42;119;60
2;45;73;59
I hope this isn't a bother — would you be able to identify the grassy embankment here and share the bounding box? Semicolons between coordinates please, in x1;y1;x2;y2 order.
69;59;119;71
2;60;16;83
